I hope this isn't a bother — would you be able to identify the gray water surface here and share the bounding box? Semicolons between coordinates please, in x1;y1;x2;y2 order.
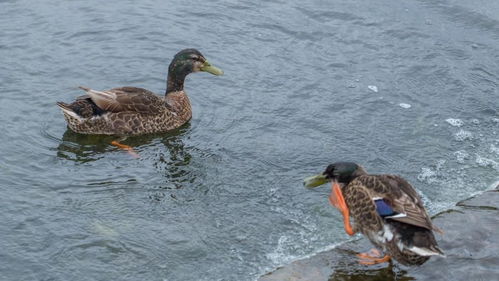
1;0;498;280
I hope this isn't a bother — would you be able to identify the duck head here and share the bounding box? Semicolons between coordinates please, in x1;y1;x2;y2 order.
303;162;367;188
166;48;223;93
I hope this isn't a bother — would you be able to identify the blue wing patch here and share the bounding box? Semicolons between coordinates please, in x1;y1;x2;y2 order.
374;198;396;217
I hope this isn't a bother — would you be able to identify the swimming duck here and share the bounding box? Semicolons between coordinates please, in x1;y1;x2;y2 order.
304;162;444;265
57;49;223;136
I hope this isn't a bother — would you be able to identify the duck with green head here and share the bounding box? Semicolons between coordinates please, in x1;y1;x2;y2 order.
57;48;223;136
304;162;444;265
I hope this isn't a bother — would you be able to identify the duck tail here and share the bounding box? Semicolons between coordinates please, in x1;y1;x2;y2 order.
56;101;72;111
78;86;91;92
432;245;445;256
56;101;82;120
409;244;445;257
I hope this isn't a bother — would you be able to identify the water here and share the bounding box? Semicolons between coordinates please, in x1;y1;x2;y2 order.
1;0;498;280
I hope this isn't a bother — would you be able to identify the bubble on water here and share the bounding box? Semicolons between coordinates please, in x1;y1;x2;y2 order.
471;119;480;125
454;150;469;163
399;103;411;109
368;85;378;92
454;130;473;141
445;118;464;127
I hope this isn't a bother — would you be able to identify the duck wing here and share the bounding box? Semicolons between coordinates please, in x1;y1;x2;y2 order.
372;175;436;231
353;175;436;232
79;86;164;114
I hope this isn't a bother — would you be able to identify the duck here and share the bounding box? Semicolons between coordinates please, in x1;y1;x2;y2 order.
304;162;444;266
57;49;223;136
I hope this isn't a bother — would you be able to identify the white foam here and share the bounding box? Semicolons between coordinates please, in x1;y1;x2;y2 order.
445;118;464;127
399;103;411;109
260;239;348;281
417;167;437;183
475;155;499;171
454;150;469;163
265;235;290;264
265;235;347;266
454;130;473;141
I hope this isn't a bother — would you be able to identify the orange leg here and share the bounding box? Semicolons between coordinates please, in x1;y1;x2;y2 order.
111;141;140;158
357;248;391;265
329;182;355;236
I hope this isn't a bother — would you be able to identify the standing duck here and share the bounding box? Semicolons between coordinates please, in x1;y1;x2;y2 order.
304;162;444;265
57;49;223;136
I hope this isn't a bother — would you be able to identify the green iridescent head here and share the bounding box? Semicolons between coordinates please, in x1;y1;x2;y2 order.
304;162;367;188
169;48;223;76
166;49;223;94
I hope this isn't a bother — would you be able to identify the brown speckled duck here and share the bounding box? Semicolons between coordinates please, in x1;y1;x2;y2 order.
304;162;444;266
57;49;223;136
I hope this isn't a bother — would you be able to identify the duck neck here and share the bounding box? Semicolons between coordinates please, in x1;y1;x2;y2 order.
166;70;188;95
342;168;368;185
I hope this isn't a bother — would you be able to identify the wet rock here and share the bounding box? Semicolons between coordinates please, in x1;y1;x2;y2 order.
259;187;499;281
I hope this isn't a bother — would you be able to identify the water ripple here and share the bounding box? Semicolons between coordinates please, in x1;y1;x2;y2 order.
1;0;499;280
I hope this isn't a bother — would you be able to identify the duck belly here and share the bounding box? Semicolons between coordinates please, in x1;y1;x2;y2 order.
364;223;431;266
364;223;395;253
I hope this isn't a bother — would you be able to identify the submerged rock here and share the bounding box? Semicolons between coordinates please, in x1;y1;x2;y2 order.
259;187;499;281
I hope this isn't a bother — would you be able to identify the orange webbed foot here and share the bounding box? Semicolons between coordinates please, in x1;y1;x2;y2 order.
357;248;391;265
111;141;140;158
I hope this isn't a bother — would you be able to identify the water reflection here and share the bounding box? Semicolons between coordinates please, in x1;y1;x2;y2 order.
328;249;414;281
56;124;191;164
56;129;117;162
54;123;201;202
154;126;195;190
329;264;414;281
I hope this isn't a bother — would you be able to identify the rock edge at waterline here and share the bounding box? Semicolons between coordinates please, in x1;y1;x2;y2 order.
259;184;499;281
